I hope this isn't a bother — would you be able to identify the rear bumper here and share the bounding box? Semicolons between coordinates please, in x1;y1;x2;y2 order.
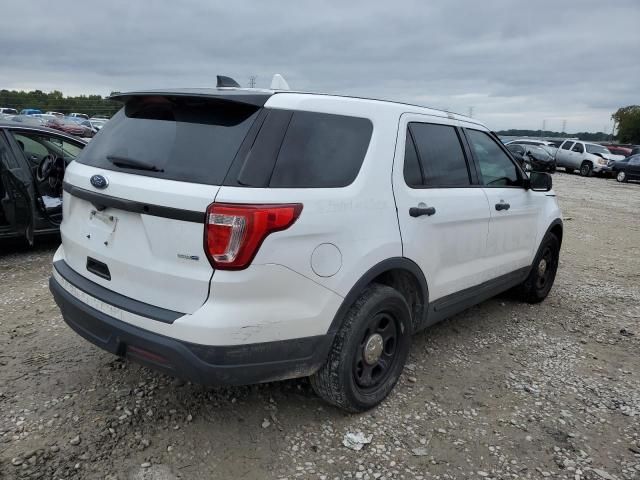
50;274;334;386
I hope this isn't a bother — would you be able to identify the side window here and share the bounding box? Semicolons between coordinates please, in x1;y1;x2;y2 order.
12;132;83;162
408;122;470;186
403;130;422;187
268;111;373;188
561;141;574;150
629;157;640;166
466;129;520;187
572;143;584;153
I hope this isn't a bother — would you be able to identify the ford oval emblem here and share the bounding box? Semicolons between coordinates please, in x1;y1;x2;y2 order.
90;174;108;189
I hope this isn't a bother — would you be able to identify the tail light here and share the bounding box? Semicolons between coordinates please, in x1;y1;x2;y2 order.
204;203;302;270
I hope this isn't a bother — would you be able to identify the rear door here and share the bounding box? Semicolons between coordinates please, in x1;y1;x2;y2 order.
0;131;36;243
60;95;264;314
392;115;492;302
463;128;542;278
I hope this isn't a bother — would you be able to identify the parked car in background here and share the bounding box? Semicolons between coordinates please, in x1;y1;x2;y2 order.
601;144;632;157
69;112;89;120
630;146;640;156
506;144;556;172
66;117;98;135
45;111;65;118
10;115;47;126
89;118;108;130
555;140;623;176
45;117;94;138
20;108;43;116
0;121;86;242
614;155;640;183
504;139;558;156
0;108;19;116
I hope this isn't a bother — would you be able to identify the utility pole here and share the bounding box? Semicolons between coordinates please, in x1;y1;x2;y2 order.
561;120;567;135
248;76;257;88
468;106;474;118
541;120;546;138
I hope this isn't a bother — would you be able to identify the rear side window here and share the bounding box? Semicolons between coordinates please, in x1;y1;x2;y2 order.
407;122;471;186
76;97;260;185
268;111;372;188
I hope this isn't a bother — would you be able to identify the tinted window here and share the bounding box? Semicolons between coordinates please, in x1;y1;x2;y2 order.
561;141;574;150
629;157;640;165
77;97;260;185
12;132;83;163
408;122;470;186
269;111;372;188
466;129;519;186
403;130;422;187
507;144;525;155
571;143;584;153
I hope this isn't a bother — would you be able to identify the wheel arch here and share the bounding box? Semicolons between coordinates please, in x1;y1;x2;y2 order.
328;257;429;335
543;218;563;249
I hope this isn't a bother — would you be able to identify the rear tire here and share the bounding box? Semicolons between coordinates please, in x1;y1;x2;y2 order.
617;171;627;183
514;233;560;304
310;284;412;412
580;161;593;177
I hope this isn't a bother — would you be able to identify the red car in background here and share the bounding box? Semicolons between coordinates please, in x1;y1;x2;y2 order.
46;117;94;138
602;144;632;157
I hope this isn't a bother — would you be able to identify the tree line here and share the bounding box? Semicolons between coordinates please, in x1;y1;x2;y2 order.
0;89;121;117
496;129;614;142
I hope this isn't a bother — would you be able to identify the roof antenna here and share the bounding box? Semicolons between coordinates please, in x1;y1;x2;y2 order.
216;75;240;88
270;74;290;90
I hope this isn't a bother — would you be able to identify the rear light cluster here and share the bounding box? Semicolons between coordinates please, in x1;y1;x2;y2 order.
204;203;302;270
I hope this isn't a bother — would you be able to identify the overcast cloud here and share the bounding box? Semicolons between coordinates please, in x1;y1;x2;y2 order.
1;0;638;131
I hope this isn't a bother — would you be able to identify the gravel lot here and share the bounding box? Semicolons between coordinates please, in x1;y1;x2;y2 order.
1;173;639;480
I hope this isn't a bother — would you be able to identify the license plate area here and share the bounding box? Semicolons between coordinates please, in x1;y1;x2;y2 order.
87;209;118;247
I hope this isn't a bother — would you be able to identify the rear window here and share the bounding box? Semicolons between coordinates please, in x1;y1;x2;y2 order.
76;96;260;185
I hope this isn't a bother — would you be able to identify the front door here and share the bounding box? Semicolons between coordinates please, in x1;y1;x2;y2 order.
0;131;36;244
463;128;542;279
392;115;491;303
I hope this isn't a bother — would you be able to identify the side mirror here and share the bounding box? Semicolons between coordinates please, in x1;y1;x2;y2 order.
528;171;552;192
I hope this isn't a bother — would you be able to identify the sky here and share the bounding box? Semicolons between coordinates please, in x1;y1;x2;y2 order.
1;0;638;132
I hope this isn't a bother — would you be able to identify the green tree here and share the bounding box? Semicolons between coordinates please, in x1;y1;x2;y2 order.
612;105;640;144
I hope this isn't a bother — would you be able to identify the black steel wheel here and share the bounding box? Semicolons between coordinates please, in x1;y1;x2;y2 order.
515;233;560;303
310;284;412;412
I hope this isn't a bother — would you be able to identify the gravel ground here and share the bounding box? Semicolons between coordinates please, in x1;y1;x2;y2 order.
1;173;639;480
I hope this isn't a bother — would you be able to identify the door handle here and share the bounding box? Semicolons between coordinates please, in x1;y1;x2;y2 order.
495;202;511;211
409;206;436;217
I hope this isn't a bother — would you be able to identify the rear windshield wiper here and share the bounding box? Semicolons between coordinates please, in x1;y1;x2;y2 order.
107;155;164;172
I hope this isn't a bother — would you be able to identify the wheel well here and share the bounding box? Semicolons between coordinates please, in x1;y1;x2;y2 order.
371;269;425;332
550;223;563;247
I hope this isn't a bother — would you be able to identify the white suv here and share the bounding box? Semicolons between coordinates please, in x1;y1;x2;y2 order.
50;84;563;412
554;140;623;176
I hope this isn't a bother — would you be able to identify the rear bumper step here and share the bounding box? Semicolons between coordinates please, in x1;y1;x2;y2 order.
49;274;333;386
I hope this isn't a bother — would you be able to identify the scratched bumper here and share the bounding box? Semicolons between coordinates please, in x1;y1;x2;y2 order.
50;273;334;386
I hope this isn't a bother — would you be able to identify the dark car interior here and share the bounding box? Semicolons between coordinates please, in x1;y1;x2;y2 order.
0;128;84;236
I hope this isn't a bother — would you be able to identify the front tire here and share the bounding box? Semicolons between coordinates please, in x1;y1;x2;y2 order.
617;171;627;183
515;233;560;304
580;161;593;177
310;284;412;412
565;167;574;174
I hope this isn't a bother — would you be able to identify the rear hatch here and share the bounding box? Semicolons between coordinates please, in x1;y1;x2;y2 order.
60;93;265;314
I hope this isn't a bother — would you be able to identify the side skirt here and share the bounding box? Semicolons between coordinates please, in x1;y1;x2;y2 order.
420;266;530;330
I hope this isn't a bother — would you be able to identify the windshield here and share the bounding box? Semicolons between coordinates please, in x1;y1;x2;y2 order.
586;144;610;155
